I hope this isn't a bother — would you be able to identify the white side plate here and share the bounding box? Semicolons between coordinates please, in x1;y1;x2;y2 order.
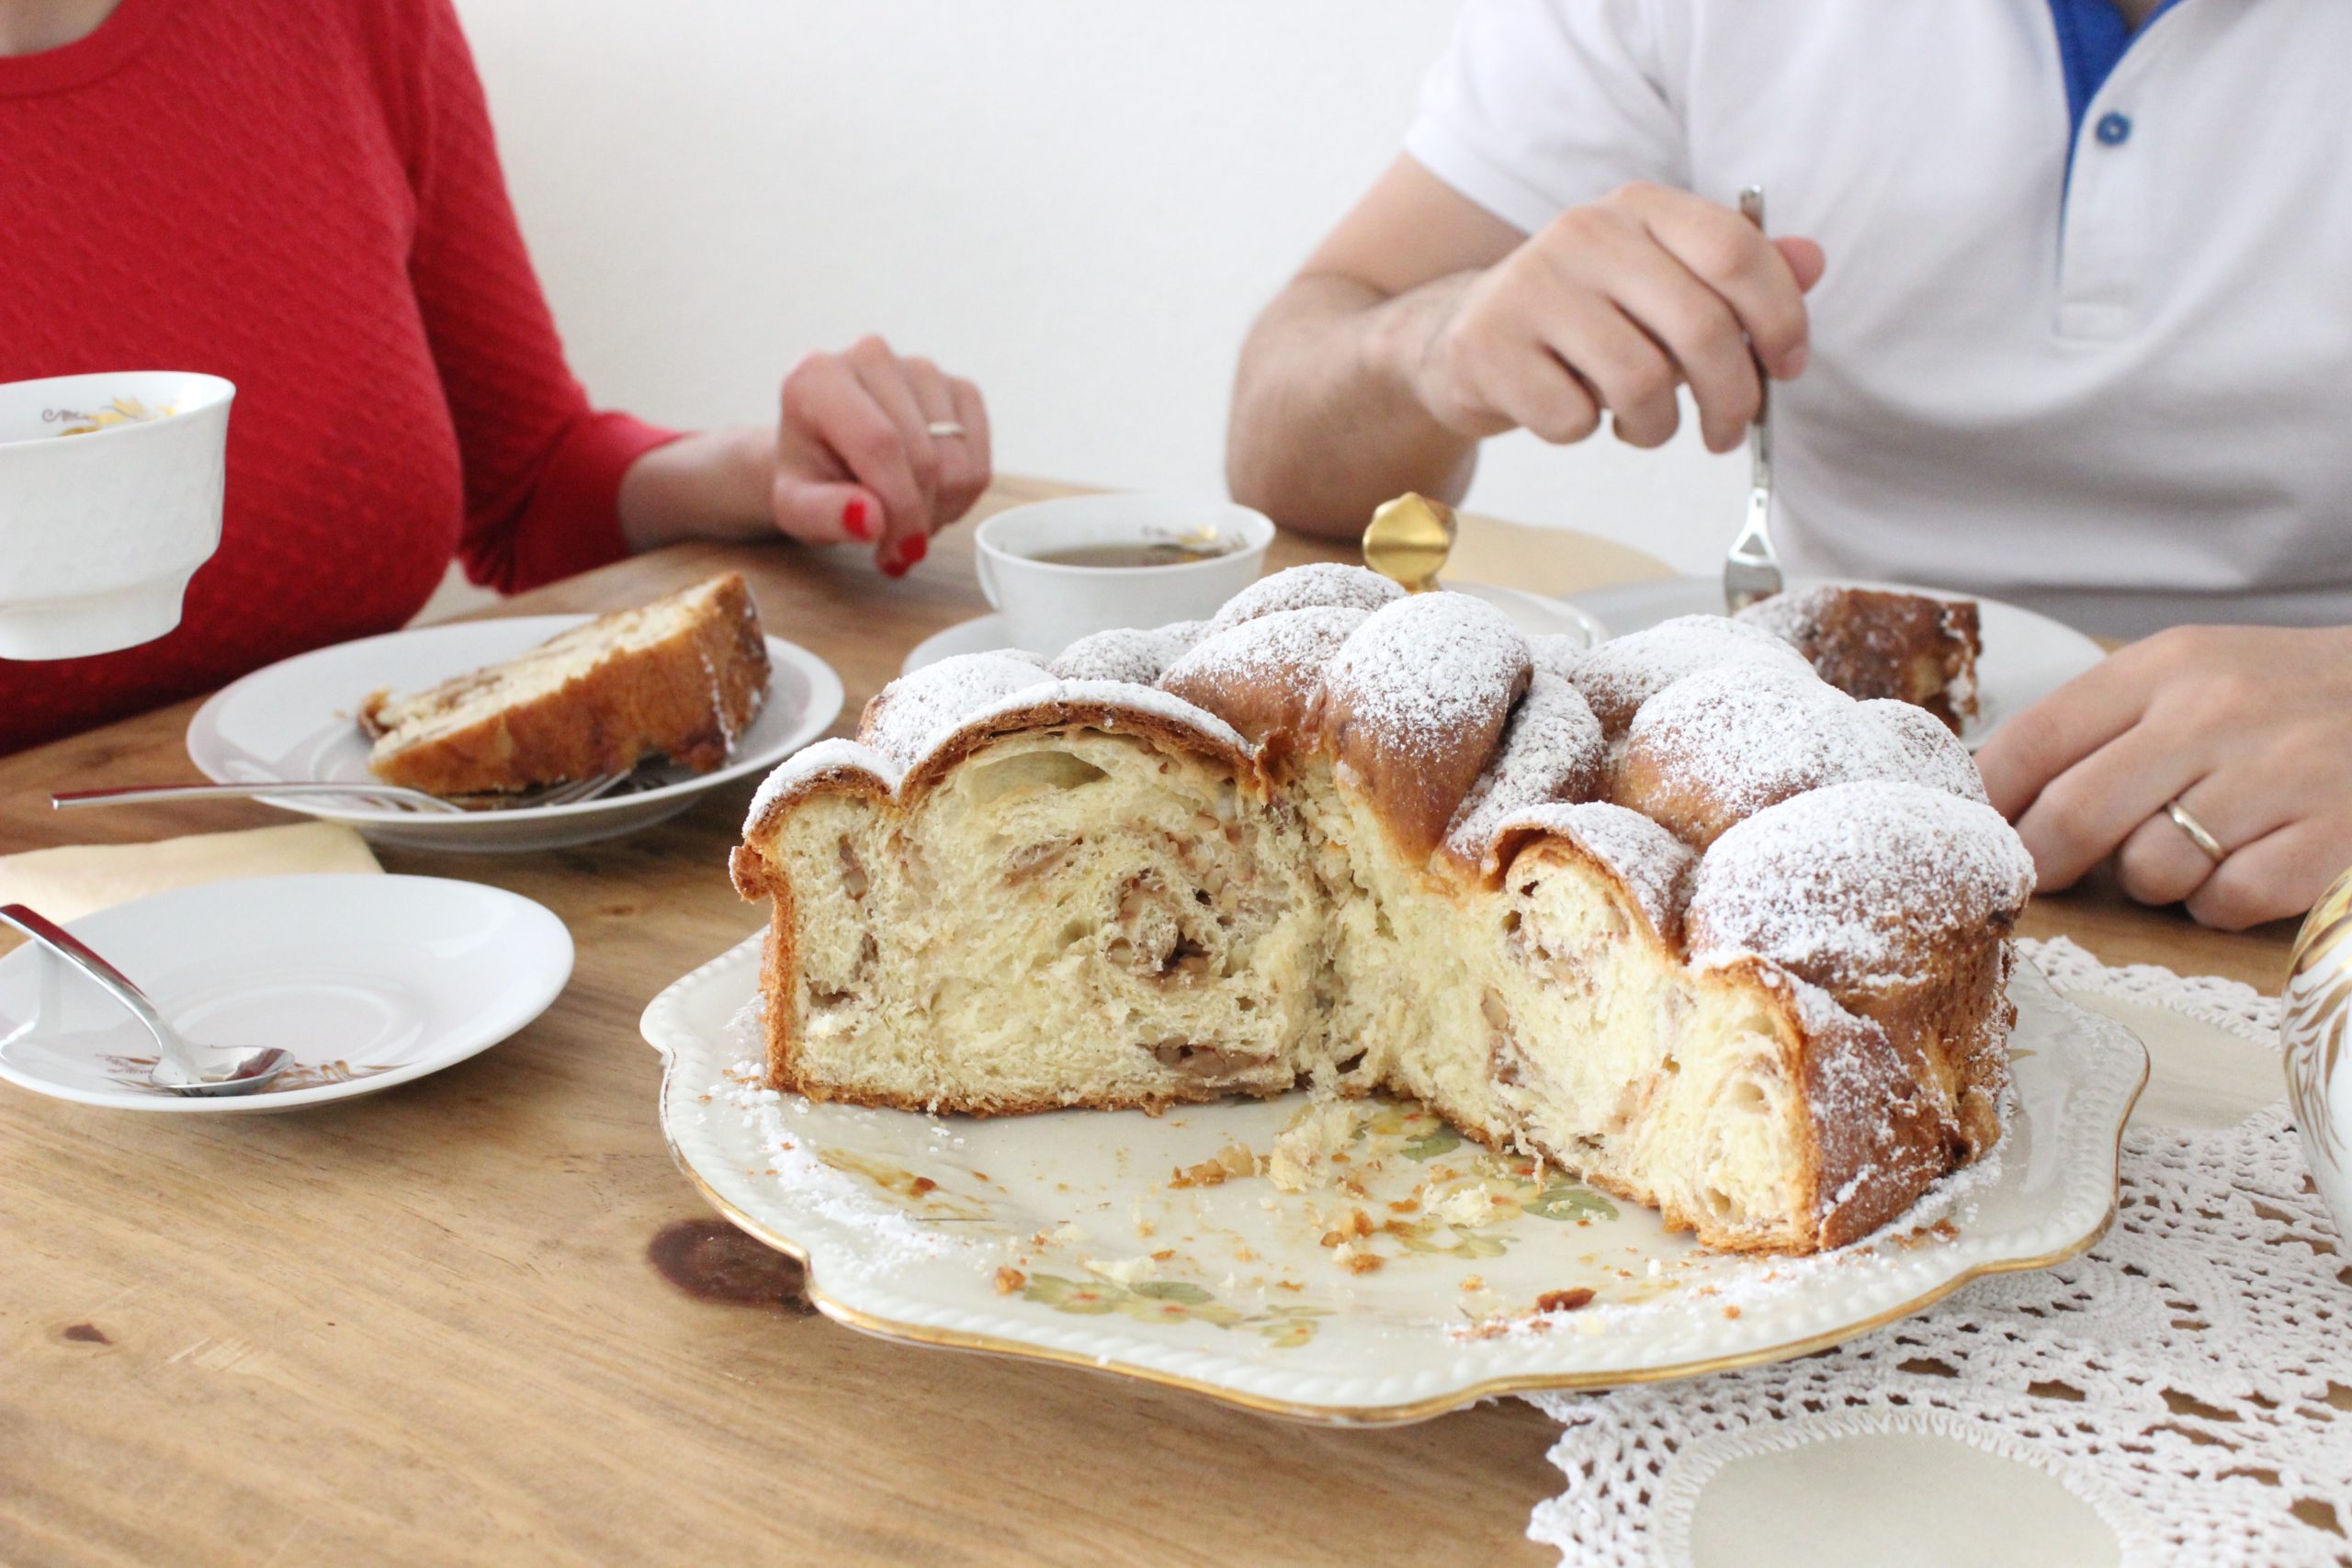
187;618;844;852
0;874;572;1113
646;941;2145;1426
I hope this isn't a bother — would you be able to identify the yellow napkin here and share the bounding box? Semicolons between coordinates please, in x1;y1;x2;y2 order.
0;822;382;923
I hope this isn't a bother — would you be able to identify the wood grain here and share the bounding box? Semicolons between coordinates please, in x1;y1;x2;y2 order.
0;479;2300;1566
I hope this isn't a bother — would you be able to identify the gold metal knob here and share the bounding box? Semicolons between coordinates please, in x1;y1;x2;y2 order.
1362;492;1458;593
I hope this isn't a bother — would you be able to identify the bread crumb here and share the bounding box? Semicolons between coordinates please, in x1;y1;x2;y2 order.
994;1268;1025;1294
1724;1304;1742;1319
1535;1288;1597;1314
1267;1099;1358;1191
1433;1183;1509;1229
1150;1248;1174;1261
1083;1257;1154;1286
1460;1274;1486;1292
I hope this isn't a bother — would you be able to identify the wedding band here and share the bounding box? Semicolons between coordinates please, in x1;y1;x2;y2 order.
2165;798;2228;863
924;421;967;439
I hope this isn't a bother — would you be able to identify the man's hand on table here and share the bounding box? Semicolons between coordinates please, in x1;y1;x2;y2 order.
1395;182;1826;455
619;335;993;577
1977;624;2352;931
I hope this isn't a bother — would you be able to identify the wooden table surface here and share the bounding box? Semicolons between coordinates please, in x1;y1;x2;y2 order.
0;478;2302;1567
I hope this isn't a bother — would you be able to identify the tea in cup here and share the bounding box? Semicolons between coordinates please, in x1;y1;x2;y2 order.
973;492;1273;655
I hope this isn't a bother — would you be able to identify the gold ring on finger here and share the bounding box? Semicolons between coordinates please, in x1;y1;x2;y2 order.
2164;798;2228;864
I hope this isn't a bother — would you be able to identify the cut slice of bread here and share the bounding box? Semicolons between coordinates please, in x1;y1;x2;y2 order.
361;573;770;797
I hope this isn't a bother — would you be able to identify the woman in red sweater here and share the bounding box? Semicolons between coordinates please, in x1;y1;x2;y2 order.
0;0;991;755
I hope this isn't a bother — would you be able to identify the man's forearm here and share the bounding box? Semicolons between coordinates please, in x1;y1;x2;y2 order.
1227;273;1481;539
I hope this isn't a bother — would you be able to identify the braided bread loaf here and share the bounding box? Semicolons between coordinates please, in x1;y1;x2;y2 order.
732;570;2032;1253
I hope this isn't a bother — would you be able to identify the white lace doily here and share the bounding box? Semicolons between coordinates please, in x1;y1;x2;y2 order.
1527;937;2350;1568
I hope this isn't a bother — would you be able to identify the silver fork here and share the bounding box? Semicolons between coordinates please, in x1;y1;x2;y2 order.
52;771;633;815
1723;184;1783;614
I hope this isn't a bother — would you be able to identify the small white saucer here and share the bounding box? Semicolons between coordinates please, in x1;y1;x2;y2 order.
188;618;845;852
0;874;572;1113
1566;576;2108;750
901;580;1608;675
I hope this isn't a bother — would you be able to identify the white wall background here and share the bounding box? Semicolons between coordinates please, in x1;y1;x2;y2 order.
454;0;1739;574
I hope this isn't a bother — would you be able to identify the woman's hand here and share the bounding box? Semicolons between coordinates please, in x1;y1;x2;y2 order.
1975;624;2352;930
769;336;992;576
618;335;991;576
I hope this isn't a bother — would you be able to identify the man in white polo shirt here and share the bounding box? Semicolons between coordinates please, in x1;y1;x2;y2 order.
1227;0;2352;931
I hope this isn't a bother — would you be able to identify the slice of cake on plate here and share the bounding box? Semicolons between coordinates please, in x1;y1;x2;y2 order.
1736;584;1981;733
730;570;2031;1254
362;572;770;797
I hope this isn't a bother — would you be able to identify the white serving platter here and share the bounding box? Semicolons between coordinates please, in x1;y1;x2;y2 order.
645;940;2145;1426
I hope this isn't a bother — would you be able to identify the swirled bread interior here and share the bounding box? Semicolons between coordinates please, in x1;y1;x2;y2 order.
733;571;2033;1254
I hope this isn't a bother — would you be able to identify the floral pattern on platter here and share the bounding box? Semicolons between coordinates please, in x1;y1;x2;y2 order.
790;1089;1633;1334
1022;1273;1332;1348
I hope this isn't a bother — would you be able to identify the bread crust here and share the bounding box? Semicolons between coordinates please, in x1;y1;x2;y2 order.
729;572;2026;1257
364;573;769;796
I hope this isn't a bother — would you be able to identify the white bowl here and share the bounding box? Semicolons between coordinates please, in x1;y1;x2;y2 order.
0;370;235;660
974;492;1273;654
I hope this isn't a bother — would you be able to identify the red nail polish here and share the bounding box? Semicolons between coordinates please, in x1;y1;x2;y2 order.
879;548;908;579
843;497;873;541
901;535;928;568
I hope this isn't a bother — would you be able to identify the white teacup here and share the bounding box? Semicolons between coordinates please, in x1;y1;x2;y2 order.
974;492;1274;656
0;370;236;660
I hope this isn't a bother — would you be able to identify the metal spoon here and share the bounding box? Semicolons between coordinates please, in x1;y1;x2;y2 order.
1722;184;1784;614
0;904;292;1096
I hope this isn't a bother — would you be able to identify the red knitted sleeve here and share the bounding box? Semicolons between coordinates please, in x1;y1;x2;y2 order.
391;0;678;593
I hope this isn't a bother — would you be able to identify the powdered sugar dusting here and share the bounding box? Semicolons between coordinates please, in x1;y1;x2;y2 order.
1573;614;1810;734
1731;586;1837;649
1444;673;1606;862
1322;592;1530;760
1860;699;1988;805
926;678;1248;764
1209;563;1403;628
860;651;1055;767
744;738;900;834
1527;633;1585;683
1161;604;1368;693
1486;800;1695;940
1688;781;2035;989
1617;665;1930;837
715;1067;986;1268
1049;622;1205;685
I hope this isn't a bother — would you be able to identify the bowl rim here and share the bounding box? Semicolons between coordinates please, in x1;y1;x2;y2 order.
974;492;1274;580
0;370;236;454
